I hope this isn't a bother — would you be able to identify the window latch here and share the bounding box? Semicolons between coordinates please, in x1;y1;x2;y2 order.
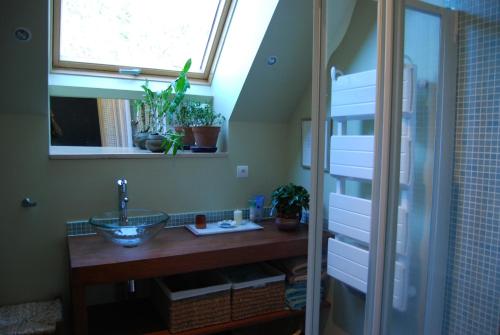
119;68;142;76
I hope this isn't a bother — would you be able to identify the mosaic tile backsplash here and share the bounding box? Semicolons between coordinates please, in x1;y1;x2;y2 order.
444;1;500;334
67;207;273;236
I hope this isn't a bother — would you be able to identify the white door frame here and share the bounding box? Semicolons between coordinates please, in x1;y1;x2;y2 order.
306;0;327;334
364;0;406;334
307;0;400;333
365;1;458;335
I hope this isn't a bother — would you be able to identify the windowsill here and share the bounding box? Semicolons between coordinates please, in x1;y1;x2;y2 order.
49;146;228;160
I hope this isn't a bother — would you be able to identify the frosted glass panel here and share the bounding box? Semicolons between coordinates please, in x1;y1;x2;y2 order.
322;0;378;333
381;8;441;334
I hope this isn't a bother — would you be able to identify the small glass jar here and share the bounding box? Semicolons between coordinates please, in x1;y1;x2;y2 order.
195;214;206;229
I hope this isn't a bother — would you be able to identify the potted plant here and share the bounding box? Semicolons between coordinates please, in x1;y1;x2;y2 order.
271;183;310;231
140;83;168;153
191;103;225;150
171;101;196;149
133;100;151;149
136;58;192;154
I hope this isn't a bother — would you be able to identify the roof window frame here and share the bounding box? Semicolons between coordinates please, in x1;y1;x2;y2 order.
51;0;233;81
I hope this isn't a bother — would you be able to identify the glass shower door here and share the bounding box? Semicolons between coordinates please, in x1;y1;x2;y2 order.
374;2;457;334
307;1;456;334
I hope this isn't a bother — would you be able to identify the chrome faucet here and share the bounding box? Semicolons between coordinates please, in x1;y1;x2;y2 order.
117;179;129;225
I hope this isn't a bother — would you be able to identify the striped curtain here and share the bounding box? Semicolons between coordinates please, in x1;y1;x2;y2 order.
97;99;133;147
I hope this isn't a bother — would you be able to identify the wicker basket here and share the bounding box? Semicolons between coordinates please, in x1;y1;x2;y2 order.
232;281;285;320
222;263;286;321
152;271;231;333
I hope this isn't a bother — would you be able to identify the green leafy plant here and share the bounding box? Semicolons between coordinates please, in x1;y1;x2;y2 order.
135;58;192;154
271;183;310;219
171;101;196;127
134;99;151;133
161;128;184;155
137;83;162;134
191;102;225;126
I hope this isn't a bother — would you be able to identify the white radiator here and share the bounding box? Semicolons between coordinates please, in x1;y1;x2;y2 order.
326;66;415;311
331;67;414;119
328;193;408;254
330;135;411;184
327;238;369;292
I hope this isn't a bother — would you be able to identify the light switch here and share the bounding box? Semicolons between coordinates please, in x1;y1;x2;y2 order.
236;165;249;178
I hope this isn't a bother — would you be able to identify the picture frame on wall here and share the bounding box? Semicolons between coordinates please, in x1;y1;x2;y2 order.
301;118;331;171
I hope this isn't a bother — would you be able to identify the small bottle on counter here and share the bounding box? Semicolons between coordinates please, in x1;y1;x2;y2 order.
254;195;265;222
234;209;242;225
249;200;257;222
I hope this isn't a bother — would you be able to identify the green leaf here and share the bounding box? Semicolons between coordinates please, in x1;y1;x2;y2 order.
175;76;186;92
181;58;192;74
162;140;172;155
135;59;192;136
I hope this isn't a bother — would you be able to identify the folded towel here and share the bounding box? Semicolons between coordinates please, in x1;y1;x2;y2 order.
287;282;307;290
287;274;308;283
288;301;307;310
271;257;327;284
282;256;308;275
286;294;325;311
287;271;328;284
286;289;324;299
285;287;324;307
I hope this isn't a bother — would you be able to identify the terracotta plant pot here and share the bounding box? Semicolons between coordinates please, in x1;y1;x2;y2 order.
192;126;221;148
174;126;195;149
133;132;149;149
275;216;300;231
145;134;166;153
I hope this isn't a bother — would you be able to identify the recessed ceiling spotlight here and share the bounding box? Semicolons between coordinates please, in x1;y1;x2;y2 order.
267;56;278;66
14;27;32;42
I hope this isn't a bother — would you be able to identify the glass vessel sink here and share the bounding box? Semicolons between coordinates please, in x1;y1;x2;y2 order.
89;209;169;247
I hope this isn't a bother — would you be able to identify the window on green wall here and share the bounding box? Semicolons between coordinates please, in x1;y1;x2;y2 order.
52;0;232;80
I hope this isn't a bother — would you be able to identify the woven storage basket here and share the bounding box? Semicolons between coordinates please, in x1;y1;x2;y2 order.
222;263;286;321
152;271;231;333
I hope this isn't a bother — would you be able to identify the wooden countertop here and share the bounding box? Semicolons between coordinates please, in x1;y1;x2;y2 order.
68;222;309;284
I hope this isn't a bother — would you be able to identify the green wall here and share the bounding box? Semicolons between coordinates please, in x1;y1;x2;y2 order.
0;0;289;308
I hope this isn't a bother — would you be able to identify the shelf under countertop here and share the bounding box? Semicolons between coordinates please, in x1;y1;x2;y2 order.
67;220;330;335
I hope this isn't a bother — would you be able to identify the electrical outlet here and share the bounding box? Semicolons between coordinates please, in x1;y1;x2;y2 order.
236;165;249;178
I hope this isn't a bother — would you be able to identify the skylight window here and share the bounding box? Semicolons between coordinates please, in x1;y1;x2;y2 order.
52;0;232;79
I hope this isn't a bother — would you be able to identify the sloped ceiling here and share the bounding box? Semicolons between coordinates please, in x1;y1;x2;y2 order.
229;0;312;122
230;0;356;123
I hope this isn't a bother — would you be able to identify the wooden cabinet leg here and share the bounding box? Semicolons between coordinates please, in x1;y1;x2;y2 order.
71;282;87;335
